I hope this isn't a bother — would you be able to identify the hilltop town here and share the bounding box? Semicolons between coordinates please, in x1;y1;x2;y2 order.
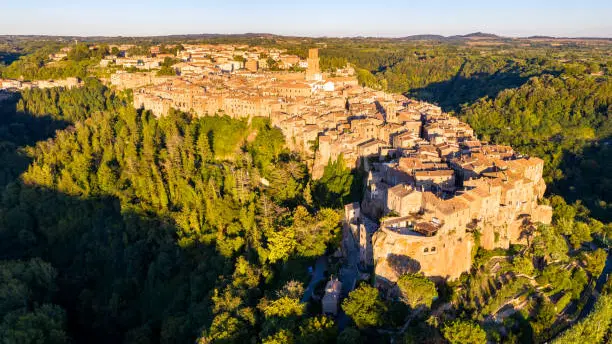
114;44;552;283
0;43;554;286
1;32;611;343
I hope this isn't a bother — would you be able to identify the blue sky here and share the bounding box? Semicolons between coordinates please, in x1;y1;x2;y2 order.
1;0;611;37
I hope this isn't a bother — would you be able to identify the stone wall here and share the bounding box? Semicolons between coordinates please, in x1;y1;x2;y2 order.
372;227;473;283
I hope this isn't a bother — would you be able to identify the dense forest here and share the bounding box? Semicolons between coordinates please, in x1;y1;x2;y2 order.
0;81;357;343
0;37;611;343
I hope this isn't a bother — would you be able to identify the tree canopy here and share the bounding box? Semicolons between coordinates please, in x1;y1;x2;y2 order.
342;284;387;329
396;273;438;309
0;82;341;343
442;320;487;344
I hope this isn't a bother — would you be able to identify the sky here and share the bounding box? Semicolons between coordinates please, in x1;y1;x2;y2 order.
1;0;611;38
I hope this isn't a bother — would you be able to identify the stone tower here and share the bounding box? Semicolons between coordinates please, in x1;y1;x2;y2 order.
306;48;321;81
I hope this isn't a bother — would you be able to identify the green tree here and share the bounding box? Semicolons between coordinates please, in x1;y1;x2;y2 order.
511;256;535;276
205;312;248;344
336;327;362;344
342;284;387;329
297;316;337;344
532;301;556;341
67;43;92;62
356;68;379;88
0;304;68;344
262;296;304;318
396;273;438;309
0;259;68;344
157;66;176;76
583;249;607;277
442;320;487;344
313;156;353;208
262;329;295;344
533;225;569;262
570;269;588;299
266;228;297;264
569;222;592;249
537;264;573;295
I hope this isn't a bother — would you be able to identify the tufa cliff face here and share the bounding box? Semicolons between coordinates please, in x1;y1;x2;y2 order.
372;224;474;284
362;155;552;283
369;204;551;284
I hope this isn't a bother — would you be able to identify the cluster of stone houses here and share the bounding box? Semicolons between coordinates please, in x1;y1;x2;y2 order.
0;77;82;91
104;44;555;287
99;44;176;69
343;109;553;284
107;43;324;76
125;48;343;125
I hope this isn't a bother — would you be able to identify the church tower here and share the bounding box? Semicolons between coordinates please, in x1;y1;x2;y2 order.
306;48;321;81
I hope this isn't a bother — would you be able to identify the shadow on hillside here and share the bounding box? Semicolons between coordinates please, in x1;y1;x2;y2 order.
407;68;558;112
0;94;316;343
554;135;612;222
0;94;232;343
0;94;71;188
0;183;232;343
0;51;23;66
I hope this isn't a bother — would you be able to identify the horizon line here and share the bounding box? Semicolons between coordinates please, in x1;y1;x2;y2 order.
2;31;612;40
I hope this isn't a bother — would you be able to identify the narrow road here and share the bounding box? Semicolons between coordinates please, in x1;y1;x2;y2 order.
301;256;327;303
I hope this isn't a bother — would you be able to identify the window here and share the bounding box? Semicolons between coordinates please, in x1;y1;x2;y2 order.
431;247;436;252
424;247;429;253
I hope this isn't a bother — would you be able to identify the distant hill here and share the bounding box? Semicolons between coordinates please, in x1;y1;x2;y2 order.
396;32;505;42
461;32;501;39
1;32;611;44
399;34;448;41
526;35;556;39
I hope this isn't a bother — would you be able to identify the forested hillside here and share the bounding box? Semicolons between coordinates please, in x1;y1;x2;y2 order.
0;82;351;342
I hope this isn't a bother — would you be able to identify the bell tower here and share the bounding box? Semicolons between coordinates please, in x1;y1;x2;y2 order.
306;48;321;81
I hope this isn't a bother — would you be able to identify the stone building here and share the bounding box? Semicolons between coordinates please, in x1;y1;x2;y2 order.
245;59;259;72
322;277;342;316
272;82;312;98
110;71;170;90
